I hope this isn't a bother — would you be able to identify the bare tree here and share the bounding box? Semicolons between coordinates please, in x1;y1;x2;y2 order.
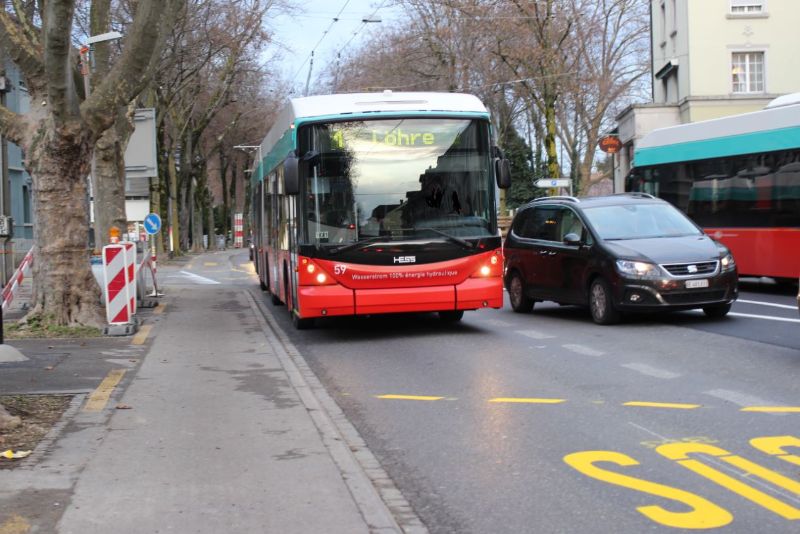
0;0;177;326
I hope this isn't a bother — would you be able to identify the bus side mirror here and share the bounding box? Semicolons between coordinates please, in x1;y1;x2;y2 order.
495;157;511;189
284;152;299;195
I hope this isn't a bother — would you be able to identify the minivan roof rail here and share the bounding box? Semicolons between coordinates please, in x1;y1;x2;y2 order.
533;195;580;203
617;192;656;199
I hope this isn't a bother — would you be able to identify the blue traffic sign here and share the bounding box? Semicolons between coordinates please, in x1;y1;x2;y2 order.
143;213;162;235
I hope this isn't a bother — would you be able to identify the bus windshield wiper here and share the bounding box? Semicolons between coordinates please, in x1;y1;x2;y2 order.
415;227;474;249
328;236;391;255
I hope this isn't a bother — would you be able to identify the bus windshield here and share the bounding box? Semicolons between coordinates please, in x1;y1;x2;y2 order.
298;118;493;247
582;203;702;241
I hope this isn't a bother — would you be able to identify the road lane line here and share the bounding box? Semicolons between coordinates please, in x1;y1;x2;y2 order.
376;394;444;401
489;397;566;404
728;312;800;323
741;406;800;413
83;369;126;412
704;389;781;410
621;363;681;379
0;514;31;534
204;262;218;266
131;324;152;345
153;303;166;315
623;401;700;410
178;270;220;285
562;344;605;357
515;329;555;340
737;299;797;310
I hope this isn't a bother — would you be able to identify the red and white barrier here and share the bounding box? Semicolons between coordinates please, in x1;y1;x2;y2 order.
102;242;136;325
2;248;34;311
234;213;243;248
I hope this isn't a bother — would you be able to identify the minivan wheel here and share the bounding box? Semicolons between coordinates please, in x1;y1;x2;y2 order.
702;302;731;318
292;312;314;330
508;272;534;313
589;278;620;325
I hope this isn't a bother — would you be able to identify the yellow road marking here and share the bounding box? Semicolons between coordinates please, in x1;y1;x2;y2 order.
376;394;443;401
489;397;566;404
153;303;166;315
623;401;700;410
83;369;127;412
204;262;218;266
0;515;31;534
741;406;800;413
131;324;152;345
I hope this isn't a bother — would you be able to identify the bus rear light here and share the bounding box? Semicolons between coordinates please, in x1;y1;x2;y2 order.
297;256;337;286
307;263;316;274
480;266;491;276
316;273;327;284
490;255;499;265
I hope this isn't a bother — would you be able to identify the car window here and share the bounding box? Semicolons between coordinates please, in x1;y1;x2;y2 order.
582;203;702;240
558;208;589;242
521;207;560;241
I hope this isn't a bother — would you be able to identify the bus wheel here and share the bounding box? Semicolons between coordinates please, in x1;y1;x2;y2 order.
439;310;464;323
260;278;268;291
702;302;731;318
271;292;282;305
292;312;314;330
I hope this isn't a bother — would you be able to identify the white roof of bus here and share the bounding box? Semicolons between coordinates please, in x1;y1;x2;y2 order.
637;96;800;150
260;91;488;156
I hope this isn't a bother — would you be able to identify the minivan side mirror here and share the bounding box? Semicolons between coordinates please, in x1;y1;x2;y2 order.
284;152;299;195
563;233;582;246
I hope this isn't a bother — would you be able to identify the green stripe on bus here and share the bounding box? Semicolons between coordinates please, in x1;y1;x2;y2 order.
635;126;800;167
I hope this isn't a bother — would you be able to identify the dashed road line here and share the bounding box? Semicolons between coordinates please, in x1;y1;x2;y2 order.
562;344;605;357
515;329;555;340
741;406;800;414
737;299;797;310
83;369;126;412
705;389;781;410
131;324;152;345
489;397;566;404
729;312;800;324
376;394;444;401
623;401;700;410
621;363;681;379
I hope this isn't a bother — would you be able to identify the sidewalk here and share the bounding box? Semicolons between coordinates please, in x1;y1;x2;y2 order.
2;268;424;533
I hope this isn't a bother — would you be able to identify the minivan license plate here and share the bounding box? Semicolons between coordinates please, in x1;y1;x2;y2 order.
686;279;709;289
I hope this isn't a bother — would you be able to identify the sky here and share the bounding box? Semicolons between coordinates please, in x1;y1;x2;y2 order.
271;0;401;94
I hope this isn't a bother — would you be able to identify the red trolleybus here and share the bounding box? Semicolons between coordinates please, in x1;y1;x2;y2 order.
250;92;511;328
628;93;800;284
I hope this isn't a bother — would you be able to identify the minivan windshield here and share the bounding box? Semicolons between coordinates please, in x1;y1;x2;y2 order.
582;203;702;240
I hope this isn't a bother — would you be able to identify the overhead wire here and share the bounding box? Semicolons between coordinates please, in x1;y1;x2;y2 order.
288;0;353;91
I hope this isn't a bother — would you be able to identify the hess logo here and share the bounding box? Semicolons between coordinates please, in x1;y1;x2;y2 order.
393;256;416;264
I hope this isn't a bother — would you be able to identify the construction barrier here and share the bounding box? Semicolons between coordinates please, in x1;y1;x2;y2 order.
234;213;243;248
102;242;136;325
2;248;34;311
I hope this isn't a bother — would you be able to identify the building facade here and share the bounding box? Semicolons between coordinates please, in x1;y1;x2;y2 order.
615;0;800;190
1;59;34;263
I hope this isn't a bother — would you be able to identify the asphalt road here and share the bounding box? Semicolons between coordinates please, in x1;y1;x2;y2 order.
260;265;800;534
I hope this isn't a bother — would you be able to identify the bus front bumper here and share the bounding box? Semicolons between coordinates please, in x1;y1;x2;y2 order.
298;278;503;318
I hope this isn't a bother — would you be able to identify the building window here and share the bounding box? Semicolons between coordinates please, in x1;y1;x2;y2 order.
732;52;764;93
730;0;763;14
22;185;31;223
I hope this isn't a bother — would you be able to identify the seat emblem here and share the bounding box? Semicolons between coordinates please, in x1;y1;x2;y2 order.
687;264;698;273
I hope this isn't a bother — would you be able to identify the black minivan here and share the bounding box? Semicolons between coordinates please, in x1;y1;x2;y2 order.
503;194;738;324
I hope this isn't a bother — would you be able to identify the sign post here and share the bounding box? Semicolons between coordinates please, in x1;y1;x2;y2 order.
534;178;572;196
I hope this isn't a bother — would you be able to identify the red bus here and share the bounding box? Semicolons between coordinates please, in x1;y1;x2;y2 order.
250;92;511;328
628;93;800;285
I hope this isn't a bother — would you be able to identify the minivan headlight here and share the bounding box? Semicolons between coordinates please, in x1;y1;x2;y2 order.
616;260;661;279
720;253;736;272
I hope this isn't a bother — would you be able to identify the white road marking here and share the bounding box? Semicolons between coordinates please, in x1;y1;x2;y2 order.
737;299;797;310
704;389;781;410
177;270;220;285
621;363;681;379
562;344;605;357
729;312;800;323
483;319;513;328
515;329;555;340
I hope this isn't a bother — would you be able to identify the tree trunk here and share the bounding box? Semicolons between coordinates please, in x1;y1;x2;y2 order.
29;126;104;326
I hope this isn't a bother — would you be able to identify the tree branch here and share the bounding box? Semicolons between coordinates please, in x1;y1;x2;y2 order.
0;104;29;147
0;10;45;94
43;0;79;123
